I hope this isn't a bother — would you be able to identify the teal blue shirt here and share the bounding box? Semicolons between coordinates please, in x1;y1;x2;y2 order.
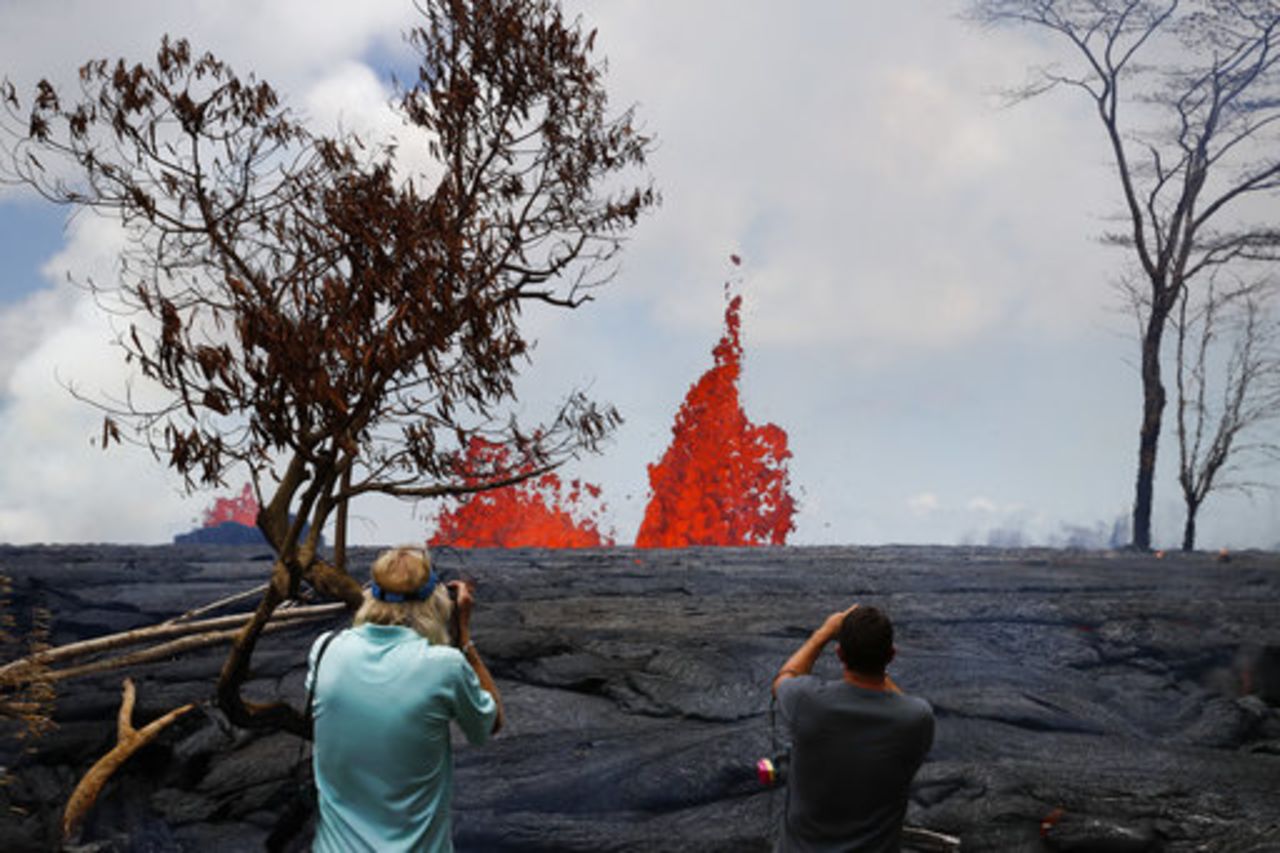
306;624;497;852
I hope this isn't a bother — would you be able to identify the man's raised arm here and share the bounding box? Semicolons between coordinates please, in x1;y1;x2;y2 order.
772;603;858;697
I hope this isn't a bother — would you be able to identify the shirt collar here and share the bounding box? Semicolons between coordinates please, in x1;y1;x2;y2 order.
355;623;429;646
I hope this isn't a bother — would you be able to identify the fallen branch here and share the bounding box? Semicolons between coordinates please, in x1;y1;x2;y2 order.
902;825;962;852
162;583;270;625
46;613;334;682
0;601;344;684
61;678;195;843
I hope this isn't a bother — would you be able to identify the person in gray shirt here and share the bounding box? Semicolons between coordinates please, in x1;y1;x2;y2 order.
772;604;934;853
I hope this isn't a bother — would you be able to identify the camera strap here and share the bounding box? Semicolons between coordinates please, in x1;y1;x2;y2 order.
306;630;339;723
768;693;784;833
767;691;797;842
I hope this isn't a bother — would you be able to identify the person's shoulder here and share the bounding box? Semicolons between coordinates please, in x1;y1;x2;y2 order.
895;692;935;723
437;642;466;658
422;641;467;667
309;628;345;655
776;673;821;695
778;674;819;709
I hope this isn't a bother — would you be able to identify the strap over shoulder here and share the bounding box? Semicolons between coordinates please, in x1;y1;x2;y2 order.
306;630;341;722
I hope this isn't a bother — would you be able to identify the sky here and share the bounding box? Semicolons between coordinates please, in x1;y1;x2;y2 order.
0;0;1277;550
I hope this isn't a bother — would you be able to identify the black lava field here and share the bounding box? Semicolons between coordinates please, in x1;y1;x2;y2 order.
1;544;1277;852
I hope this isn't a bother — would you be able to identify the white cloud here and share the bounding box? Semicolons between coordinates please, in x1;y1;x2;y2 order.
872;65;1009;181
907;492;940;515
561;0;1124;372
1;0;1277;549
301;61;445;196
0;297;198;544
0;5;427;543
964;496;1025;515
0;1;416;91
2;213;124;391
965;496;998;513
0;211;204;543
0;281;79;398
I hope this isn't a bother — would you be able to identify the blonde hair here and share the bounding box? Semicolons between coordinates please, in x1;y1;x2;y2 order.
353;547;454;646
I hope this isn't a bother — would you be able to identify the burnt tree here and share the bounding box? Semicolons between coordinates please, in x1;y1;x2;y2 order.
0;0;654;734
1170;276;1280;550
970;0;1280;549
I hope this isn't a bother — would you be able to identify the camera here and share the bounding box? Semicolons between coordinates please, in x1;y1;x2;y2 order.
756;751;790;787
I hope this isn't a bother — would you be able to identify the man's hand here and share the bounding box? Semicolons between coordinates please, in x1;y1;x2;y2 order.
817;603;859;643
772;603;859;696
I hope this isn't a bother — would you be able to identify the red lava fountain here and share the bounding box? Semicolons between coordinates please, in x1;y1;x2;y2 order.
635;289;796;547
203;483;258;528
429;437;614;548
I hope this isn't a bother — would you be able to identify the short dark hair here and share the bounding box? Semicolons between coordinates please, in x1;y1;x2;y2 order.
838;606;894;675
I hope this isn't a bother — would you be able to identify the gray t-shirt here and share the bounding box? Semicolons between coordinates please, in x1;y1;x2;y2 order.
775;675;934;853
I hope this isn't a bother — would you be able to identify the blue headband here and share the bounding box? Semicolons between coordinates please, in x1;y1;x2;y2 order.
371;572;437;603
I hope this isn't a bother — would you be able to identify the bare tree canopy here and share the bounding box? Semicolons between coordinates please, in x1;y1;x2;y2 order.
0;0;655;732
1172;276;1280;549
969;0;1280;549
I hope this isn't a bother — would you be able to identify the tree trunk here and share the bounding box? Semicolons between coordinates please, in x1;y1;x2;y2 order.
334;500;348;573
1132;314;1167;551
213;555;363;735
215;558;307;735
1182;502;1198;552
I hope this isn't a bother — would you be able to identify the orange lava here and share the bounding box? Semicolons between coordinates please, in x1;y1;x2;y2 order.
429;437;614;548
203;483;258;527
635;290;796;547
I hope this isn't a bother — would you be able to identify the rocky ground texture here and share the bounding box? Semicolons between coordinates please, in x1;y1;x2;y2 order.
0;544;1277;852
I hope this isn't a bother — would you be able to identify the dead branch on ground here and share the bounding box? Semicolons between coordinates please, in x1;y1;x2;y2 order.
0;600;343;687
61;678;195;843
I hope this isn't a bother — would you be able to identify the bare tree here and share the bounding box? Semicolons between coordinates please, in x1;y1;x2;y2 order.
0;0;654;734
969;1;1280;549
1172;275;1280;549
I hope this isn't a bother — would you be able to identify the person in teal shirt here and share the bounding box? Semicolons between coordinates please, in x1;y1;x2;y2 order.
307;547;504;852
